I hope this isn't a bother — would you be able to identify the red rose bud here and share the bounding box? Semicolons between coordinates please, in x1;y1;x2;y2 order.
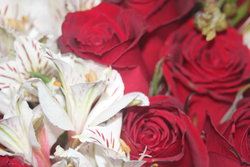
0;156;31;167
121;95;209;167
58;2;149;94
162;18;250;131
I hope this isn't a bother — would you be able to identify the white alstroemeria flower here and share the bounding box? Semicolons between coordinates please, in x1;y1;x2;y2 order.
51;145;96;167
36;56;149;134
0;36;59;101
0;0;32;34
0;0;101;51
0;87;64;167
32;55;148;166
0;93;40;166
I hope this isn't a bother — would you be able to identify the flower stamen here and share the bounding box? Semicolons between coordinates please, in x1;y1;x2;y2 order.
120;139;131;153
85;70;98;82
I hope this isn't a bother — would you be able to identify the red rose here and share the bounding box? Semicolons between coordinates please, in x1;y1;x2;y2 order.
219;102;250;164
105;0;195;31
0;156;30;167
102;0;196;78
121;95;209;167
203;104;250;167
58;2;149;94
162;19;250;130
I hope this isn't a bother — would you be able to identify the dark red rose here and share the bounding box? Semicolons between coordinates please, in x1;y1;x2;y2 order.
0;156;30;167
121;95;209;167
105;0;196;31
162;19;250;131
102;0;196;78
58;2;149;94
203;107;250;167
218;101;250;164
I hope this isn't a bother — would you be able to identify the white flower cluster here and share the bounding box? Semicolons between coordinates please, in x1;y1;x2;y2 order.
0;1;148;166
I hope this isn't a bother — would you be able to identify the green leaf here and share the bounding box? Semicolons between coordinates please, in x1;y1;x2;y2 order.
149;56;167;96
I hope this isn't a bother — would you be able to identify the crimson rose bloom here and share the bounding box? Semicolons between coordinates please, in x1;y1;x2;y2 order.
219;101;250;165
204;101;250;167
0;156;30;167
121;95;209;167
105;0;195;31
58;2;149;94
162;19;250;130
103;0;196;78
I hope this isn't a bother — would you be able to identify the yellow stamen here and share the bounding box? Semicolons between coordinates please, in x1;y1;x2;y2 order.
151;163;159;167
21;16;28;23
85;70;98;82
120;139;131;153
7;16;28;31
8;18;24;31
53;81;61;87
67;163;74;167
0;145;5;151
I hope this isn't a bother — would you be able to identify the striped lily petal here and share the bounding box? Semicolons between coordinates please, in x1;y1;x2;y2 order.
78;126;124;158
0;36;56;91
14;36;56;79
0;61;22;89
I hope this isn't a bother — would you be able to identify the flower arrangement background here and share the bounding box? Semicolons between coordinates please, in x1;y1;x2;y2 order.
0;0;250;167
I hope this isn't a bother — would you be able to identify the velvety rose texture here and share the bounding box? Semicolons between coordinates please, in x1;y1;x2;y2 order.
106;0;195;31
0;156;30;167
204;101;250;167
121;95;209;167
58;2;149;94
162;19;250;130
219;102;250;165
103;0;196;78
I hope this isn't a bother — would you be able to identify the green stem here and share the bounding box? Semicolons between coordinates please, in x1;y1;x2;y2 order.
230;0;250;27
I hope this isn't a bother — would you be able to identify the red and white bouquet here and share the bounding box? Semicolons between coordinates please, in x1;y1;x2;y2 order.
0;0;250;167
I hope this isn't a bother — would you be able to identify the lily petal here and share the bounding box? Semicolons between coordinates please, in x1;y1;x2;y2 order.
77;126;123;155
87;92;149;126
37;80;74;131
0;116;33;162
52;145;95;167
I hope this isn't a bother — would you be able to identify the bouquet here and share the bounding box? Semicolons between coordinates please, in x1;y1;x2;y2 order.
0;0;250;166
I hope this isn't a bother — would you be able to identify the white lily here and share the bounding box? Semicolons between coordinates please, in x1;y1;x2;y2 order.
31;53;148;166
36;57;148;133
0;0;101;51
77;113;146;167
0;36;60;101
0;0;32;34
51;145;96;167
0;90;39;166
0;85;66;167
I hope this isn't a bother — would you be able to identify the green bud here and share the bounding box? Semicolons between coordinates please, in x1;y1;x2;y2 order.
223;2;237;17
